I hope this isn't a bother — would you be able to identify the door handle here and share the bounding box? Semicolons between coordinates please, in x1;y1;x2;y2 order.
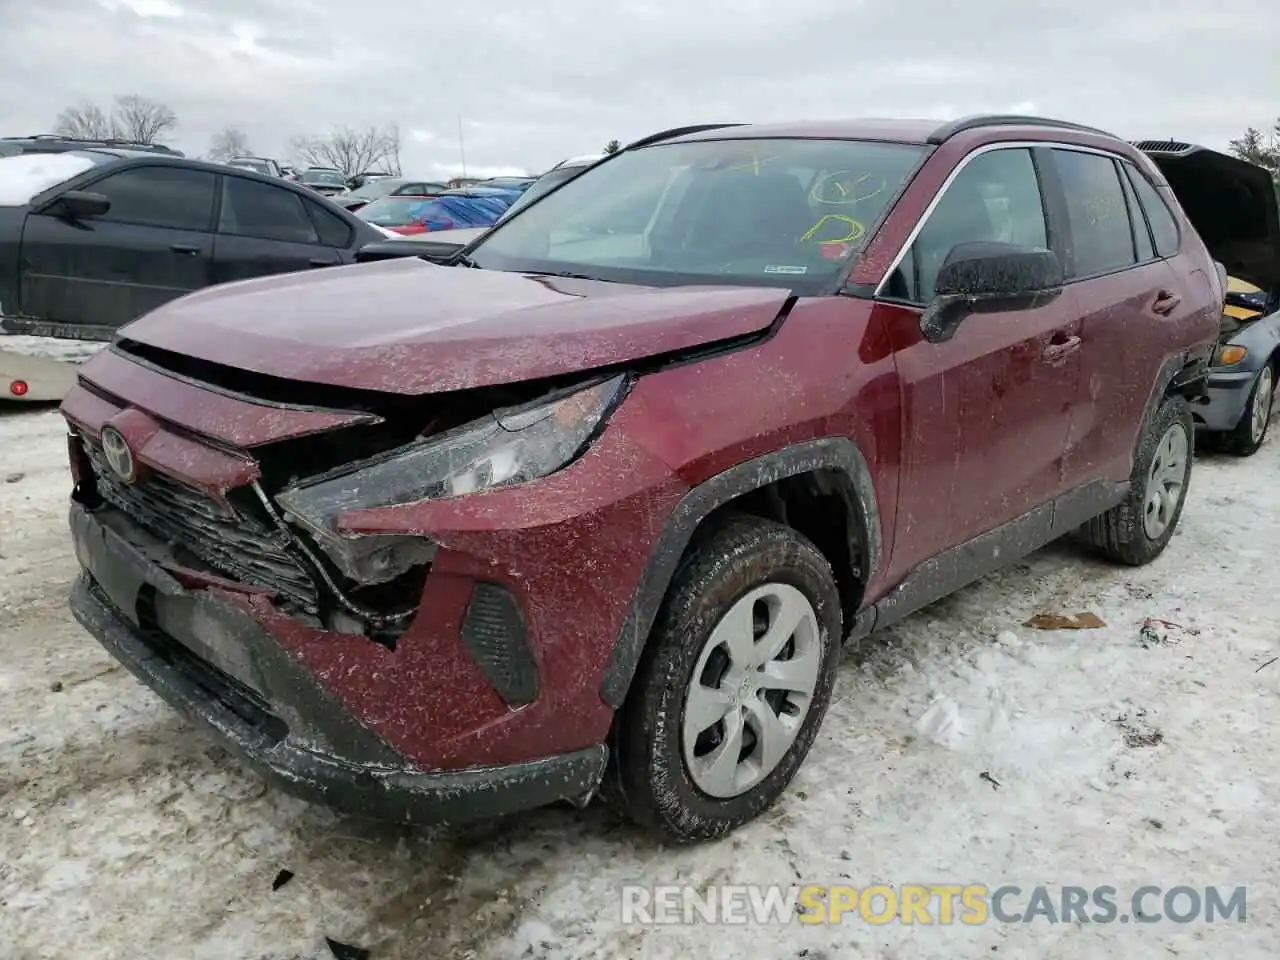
170;243;202;255
1041;335;1081;363
1152;290;1181;315
309;257;338;267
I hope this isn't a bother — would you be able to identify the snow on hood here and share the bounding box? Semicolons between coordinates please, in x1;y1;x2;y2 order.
0;153;99;206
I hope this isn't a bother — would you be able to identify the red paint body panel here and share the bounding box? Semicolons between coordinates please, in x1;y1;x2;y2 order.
64;392;260;496
248;302;901;767
73;348;376;447
117;257;792;394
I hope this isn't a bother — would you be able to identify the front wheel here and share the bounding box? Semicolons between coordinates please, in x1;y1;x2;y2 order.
1079;395;1194;566
1222;363;1274;457
607;516;842;841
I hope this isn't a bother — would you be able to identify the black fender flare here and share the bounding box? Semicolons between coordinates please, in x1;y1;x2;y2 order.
599;436;882;708
1144;352;1205;425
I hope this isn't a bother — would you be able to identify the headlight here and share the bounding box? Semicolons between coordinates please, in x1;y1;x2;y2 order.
1214;344;1248;366
275;374;628;578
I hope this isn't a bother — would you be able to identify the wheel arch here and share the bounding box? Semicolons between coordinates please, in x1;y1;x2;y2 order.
599;437;882;709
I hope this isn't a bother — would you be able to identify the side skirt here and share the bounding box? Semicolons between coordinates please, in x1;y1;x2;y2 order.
851;479;1129;639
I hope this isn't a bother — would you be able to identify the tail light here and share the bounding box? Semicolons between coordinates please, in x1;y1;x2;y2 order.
8;379;28;397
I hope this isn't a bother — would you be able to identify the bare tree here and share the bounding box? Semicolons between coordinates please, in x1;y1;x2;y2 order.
51;94;177;144
208;127;252;163
602;139;621;154
53;103;119;140
112;95;177;144
289;125;402;178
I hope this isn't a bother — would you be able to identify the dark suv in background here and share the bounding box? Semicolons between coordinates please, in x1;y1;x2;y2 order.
63;115;1250;840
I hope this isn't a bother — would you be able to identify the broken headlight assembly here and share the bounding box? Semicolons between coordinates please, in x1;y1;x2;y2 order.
274;374;630;586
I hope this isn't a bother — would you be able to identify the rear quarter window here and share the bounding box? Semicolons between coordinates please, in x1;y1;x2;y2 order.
1124;164;1180;258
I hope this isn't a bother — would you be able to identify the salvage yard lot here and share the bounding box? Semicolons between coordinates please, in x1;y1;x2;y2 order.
2;403;1278;959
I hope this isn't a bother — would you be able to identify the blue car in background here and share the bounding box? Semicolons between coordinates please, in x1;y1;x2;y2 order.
356;186;521;235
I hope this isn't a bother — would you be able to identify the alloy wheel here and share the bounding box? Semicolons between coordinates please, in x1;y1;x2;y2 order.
682;583;822;799
1250;366;1274;444
1143;422;1189;540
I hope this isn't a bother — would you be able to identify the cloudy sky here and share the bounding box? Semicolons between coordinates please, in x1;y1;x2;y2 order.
1;0;1276;179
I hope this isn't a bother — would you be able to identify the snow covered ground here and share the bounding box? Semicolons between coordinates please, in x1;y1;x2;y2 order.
1;404;1277;959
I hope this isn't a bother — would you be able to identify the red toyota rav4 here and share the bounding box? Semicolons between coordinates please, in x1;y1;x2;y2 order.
62;116;1250;840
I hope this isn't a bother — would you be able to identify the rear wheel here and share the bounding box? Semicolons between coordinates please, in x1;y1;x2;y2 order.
607;516;841;841
1222;363;1274;457
1079;395;1193;566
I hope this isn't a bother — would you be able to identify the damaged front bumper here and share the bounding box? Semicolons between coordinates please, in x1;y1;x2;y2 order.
68;502;608;824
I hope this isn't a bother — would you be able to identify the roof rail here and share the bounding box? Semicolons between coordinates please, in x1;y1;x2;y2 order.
927;114;1120;145
0;133;180;152
624;123;747;150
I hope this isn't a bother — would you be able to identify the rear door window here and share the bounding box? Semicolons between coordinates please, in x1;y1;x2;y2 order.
1124;164;1180;258
219;176;319;243
1051;149;1136;278
89;166;217;231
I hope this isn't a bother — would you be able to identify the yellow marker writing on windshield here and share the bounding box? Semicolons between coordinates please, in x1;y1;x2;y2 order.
810;171;886;205
801;215;865;244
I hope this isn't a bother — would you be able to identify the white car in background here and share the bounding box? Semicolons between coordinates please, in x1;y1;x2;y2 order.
1;345;80;402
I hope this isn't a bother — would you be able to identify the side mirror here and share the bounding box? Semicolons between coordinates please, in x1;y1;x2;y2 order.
920;242;1064;343
48;190;111;221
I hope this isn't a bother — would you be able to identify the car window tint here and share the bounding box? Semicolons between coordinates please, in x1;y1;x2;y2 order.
1052;150;1136;277
907;148;1048;302
219;176;319;243
1118;165;1155;262
1125;164;1180;258
90;166;216;231
306;199;354;247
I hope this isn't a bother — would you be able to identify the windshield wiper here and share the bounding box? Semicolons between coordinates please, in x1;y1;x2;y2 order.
523;269;600;281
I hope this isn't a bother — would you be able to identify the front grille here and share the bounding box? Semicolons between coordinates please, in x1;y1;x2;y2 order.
85;442;320;611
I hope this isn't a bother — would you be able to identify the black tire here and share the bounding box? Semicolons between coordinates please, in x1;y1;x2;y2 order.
1079;395;1194;566
605;515;842;841
1221;362;1275;457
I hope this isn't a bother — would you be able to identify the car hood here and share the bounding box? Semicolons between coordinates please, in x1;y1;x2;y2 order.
117;258;791;395
1138;141;1280;291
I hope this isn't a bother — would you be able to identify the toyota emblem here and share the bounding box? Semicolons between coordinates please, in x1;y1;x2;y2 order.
100;426;136;482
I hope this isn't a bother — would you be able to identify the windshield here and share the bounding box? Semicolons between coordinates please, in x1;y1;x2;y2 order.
496;164;589;222
356;196;432;226
303;169;346;186
229;159;271;174
470;138;925;290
